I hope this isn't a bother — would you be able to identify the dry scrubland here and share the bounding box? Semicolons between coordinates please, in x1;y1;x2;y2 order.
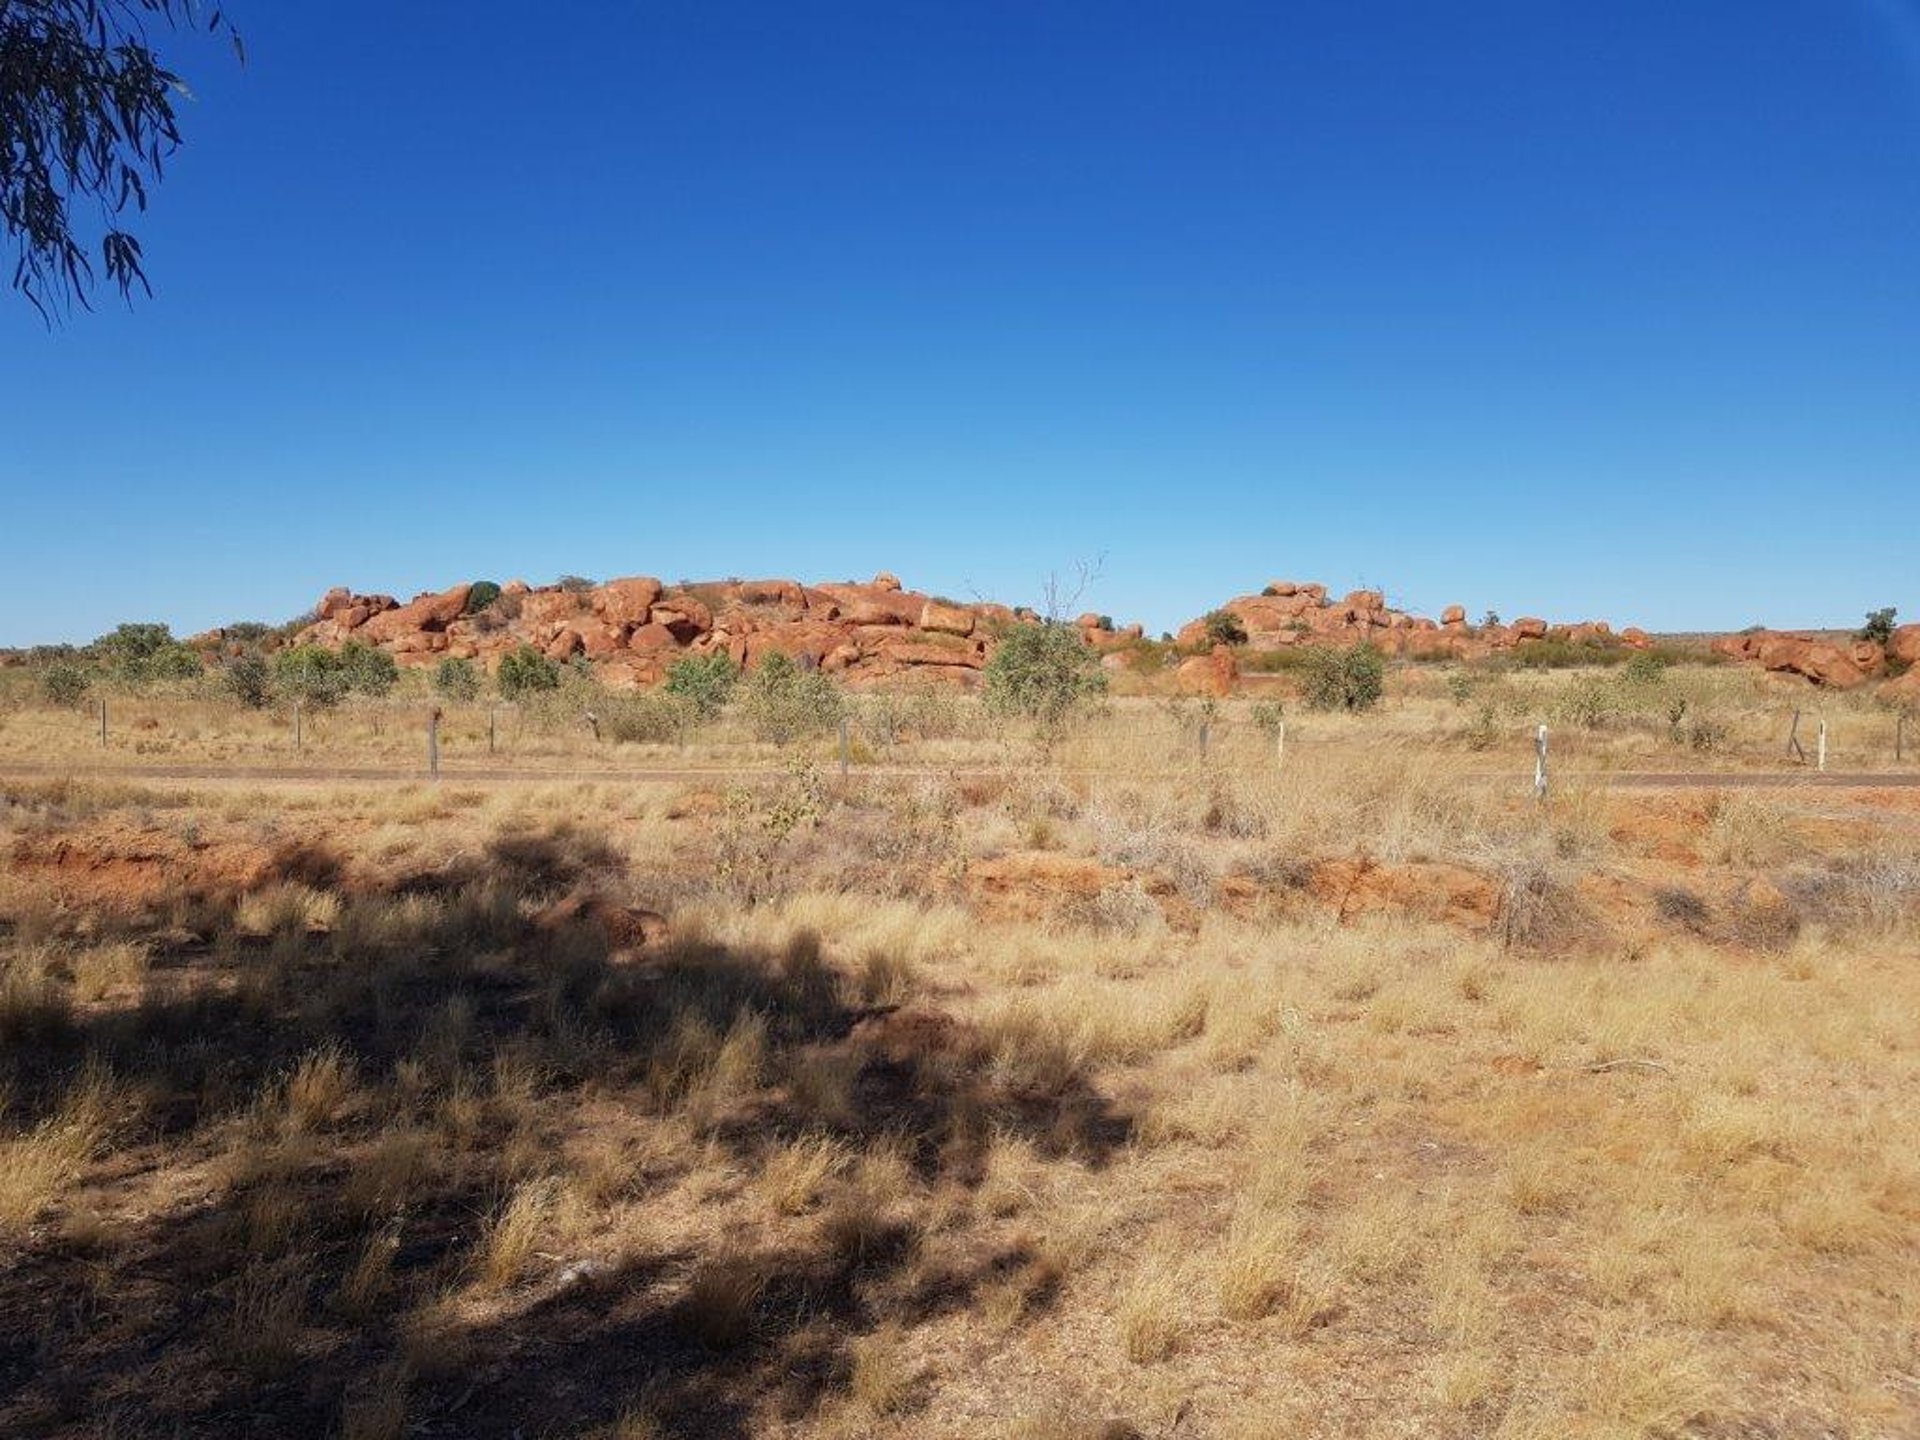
1;675;1918;1438
0;658;1916;777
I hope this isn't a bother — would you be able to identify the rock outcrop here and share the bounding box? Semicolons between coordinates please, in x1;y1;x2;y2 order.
291;572;1072;689
1175;581;1643;662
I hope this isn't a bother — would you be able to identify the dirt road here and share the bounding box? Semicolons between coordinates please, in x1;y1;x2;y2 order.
1;760;1916;790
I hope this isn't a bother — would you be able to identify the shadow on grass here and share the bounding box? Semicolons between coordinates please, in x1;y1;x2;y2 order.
0;823;1133;1438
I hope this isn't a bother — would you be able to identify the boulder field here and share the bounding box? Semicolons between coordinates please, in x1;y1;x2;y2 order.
1173;581;1651;662
224;573;1916;701
289;573;1059;690
1713;626;1920;698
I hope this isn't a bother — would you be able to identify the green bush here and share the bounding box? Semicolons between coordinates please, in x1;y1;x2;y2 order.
983;621;1106;730
664;652;740;721
1251;700;1286;737
339;640;399;697
1203;609;1248;647
225;654;273;709
43;662;91;707
273;646;349;706
1858;607;1897;646
465;581;503;614
1620;650;1671;687
1300;645;1385;712
497;644;560;698
434;657;482;703
90;620;203;684
738;652;844;744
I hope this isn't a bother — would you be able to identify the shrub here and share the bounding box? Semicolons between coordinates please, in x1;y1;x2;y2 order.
224;621;273;643
434;658;481;703
983;621;1106;730
464;581;502;614
43;662;91;707
339;641;399;698
602;692;695;744
273;646;349;706
1300;645;1384;712
86;622;202;683
738;653;844;744
1621;650;1672;687
1251;701;1286;736
1203;609;1248;647
497;645;560;699
664;653;740;721
555;575;596;593
1858;607;1897;646
226;654;273;709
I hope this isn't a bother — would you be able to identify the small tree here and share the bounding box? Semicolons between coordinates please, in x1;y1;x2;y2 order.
434;657;482;703
497;645;559;698
983;621;1106;730
1202;609;1248;647
339;640;399;697
273;646;349;706
225;653;272;709
1300;645;1385;712
738;652;844;744
664;652;740;721
1858;608;1897;646
464;581;503;614
43;662;90;706
91;621;199;681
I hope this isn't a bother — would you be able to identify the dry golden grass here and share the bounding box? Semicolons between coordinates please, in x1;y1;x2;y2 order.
1;696;1916;1438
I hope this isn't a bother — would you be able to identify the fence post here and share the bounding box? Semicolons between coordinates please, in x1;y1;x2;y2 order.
98;695;107;747
1898;711;1907;764
838;715;850;778
1197;719;1210;757
294;699;303;753
1817;717;1828;774
488;706;497;756
1786;708;1805;764
427;707;442;780
1275;720;1286;770
1533;723;1549;800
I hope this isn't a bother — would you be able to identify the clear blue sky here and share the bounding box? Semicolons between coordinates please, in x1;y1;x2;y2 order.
3;0;1917;644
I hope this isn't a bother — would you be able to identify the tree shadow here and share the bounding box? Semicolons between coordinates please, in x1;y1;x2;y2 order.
0;823;1134;1438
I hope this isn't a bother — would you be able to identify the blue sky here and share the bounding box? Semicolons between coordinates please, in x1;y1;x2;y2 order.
3;0;1916;643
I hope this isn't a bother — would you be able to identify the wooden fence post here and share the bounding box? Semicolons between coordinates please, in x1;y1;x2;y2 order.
1534;724;1549;800
1817;717;1828;774
427;707;442;780
1786;709;1806;765
294;699;303;753
98;695;107;747
1275;720;1286;770
488;706;497;756
839;715;850;778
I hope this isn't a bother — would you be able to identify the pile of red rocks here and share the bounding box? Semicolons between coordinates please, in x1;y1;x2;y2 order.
1176;582;1648;663
1712;626;1920;699
291;573;1054;689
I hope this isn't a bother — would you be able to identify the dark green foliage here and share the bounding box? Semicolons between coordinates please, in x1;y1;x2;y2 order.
739;652;844;744
224;654;272;709
43;661;90;706
434;658;481;703
3;2;241;319
465;581;502;614
1202;610;1248;647
1858;608;1897;646
497;645;560;698
554;575;597;593
1621;650;1672;687
983;622;1106;729
1300;645;1385;712
339;640;399;697
223;621;272;644
664;652;740;721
